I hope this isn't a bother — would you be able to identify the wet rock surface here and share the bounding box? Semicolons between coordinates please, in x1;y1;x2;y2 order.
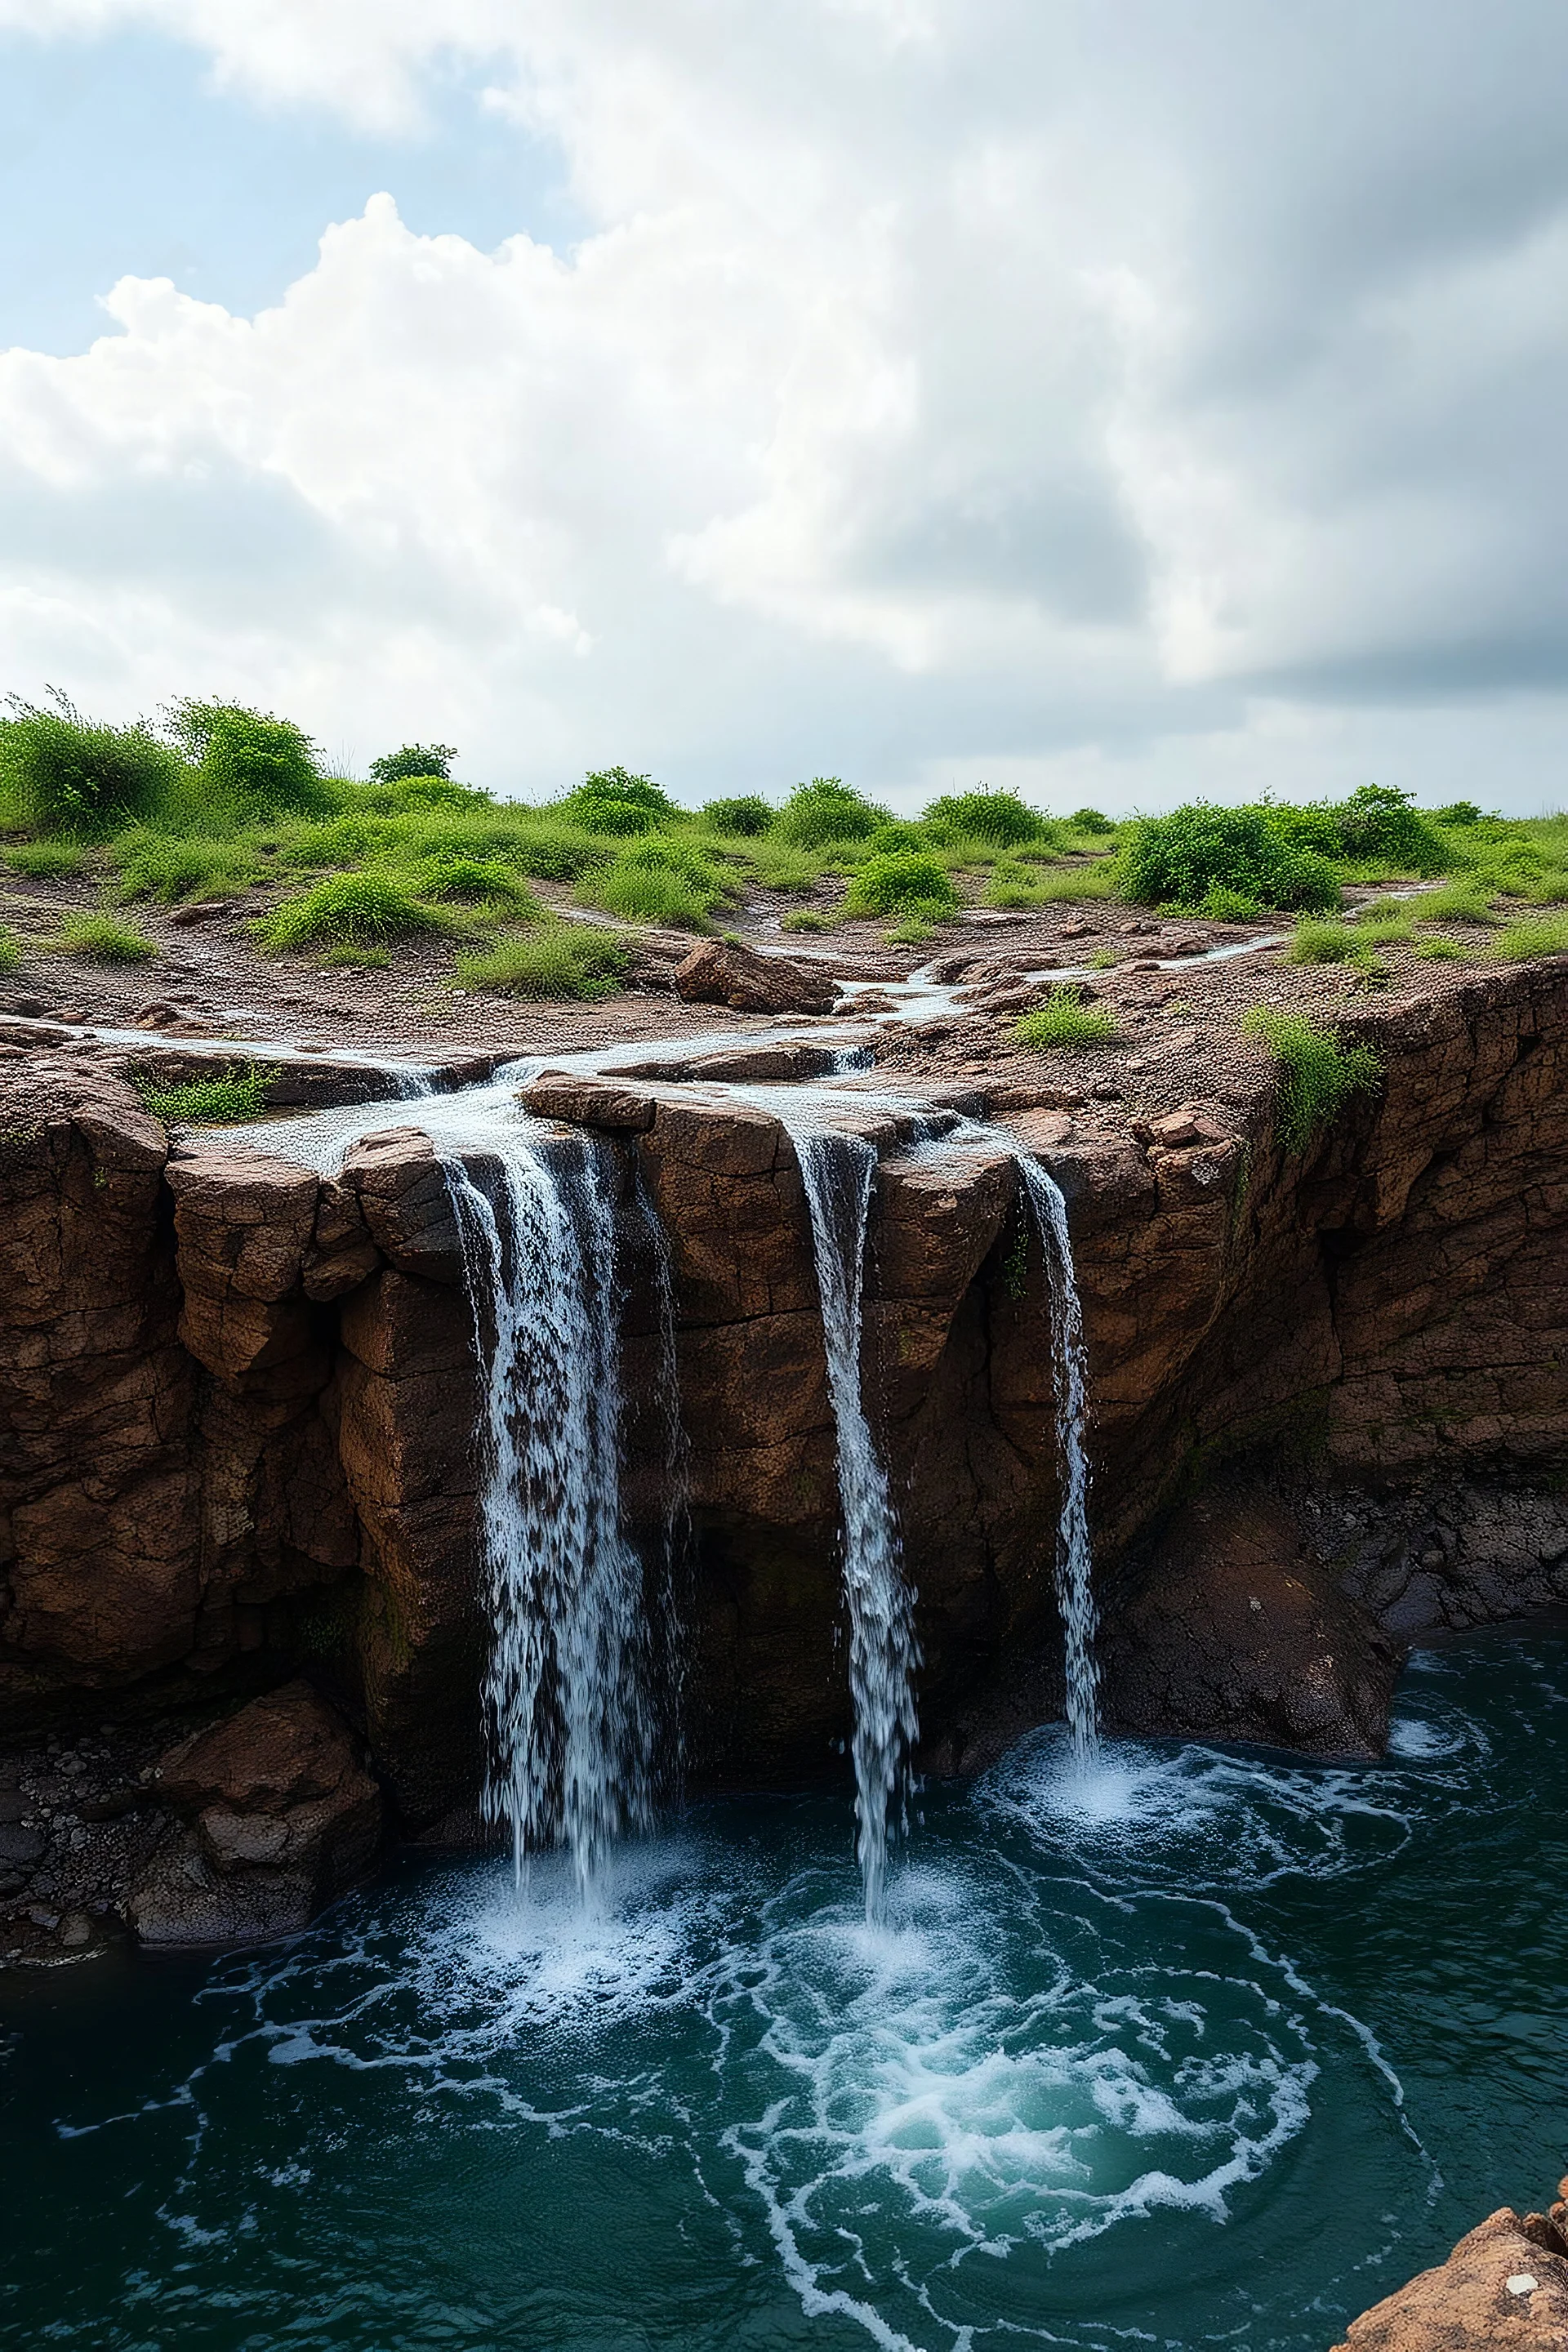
1331;2188;1568;2350
2;948;1568;1940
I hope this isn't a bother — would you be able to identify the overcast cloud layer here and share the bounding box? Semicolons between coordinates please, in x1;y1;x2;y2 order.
2;0;1566;809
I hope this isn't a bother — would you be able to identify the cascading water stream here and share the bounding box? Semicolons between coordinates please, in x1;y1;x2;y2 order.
445;1129;662;1895
768;1111;920;1922
1010;1155;1101;1769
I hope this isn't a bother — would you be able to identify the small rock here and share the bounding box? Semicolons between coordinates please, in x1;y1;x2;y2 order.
58;1912;93;1949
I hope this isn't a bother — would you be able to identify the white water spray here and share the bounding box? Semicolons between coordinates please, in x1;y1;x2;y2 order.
774;1115;920;1922
1011;1156;1100;1767
443;1126;667;1897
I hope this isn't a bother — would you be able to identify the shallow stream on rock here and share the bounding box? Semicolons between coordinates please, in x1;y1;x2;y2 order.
3;1631;1566;2350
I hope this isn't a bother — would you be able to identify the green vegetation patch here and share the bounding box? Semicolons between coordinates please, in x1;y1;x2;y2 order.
842;849;960;924
256;872;454;955
1117;803;1343;914
4;839;88;879
700;795;776;836
776;777;889;848
131;1061;281;1126
456;924;631;1000
46;909;158;964
1241;1008;1383;1154
1013;986;1119;1050
921;787;1055;849
114;827;256;902
0;690;185;837
1497;912;1568;960
577;836;728;929
0;926;21;973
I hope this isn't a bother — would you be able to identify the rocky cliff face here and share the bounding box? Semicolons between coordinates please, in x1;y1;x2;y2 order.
2;962;1566;1945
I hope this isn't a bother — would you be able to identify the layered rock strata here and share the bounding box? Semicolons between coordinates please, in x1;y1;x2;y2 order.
1;960;1566;1949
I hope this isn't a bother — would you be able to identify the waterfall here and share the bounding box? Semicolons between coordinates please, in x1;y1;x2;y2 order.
1010;1157;1101;1770
443;1125;675;1896
773;1115;920;1922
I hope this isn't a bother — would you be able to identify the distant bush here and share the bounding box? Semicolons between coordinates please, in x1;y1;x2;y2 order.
1241;1008;1382;1153
376;774;488;813
46;909;158;964
1014;986;1119;1050
701;795;775;835
842;849;960;923
922;787;1051;848
1330;783;1452;875
776;777;889;847
168;699;333;820
0;690;184;836
559;767;675;837
368;743;457;783
457;924;630;1000
1068;808;1116;835
1433;800;1483;826
1116;804;1342;912
256;872;451;954
781;907;835;931
1288;919;1374;966
131;1061;280;1126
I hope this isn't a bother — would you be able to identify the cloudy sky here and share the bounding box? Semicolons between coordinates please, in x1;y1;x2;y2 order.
2;1;1566;812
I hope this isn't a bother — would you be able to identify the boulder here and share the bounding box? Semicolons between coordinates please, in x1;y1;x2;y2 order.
130;1681;381;1945
671;938;840;1015
340;1128;462;1284
1330;2197;1568;2350
519;1074;656;1131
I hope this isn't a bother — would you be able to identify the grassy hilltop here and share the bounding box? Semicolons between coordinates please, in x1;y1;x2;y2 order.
2;690;1566;996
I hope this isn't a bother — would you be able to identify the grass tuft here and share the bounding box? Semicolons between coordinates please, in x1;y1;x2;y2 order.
842;849;960;923
1241;1008;1383;1153
0;926;21;973
1497;912;1568;960
131;1062;280;1125
5;839;88;879
46;909;158;964
1013;985;1119;1049
455;924;632;1000
255;871;452;955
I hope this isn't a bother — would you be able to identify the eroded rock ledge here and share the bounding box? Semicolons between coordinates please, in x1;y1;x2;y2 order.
2;958;1566;1954
1331;2184;1568;2350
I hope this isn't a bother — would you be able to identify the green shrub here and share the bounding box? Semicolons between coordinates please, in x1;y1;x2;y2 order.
1116;803;1342;912
1199;883;1264;920
376;774;488;813
1413;937;1472;960
167;699;333;820
1068;808;1116;835
744;838;826;893
1241;1008;1383;1153
1330;783;1452;875
1433;800;1483;826
863;820;930;857
131;1062;280;1125
0;690;185;835
256;872;451;954
0;927;20;973
1289;919;1374;966
47;910;158;964
776;777;889;847
1497;913;1568;960
781;907;836;931
368;743;457;783
1013;986;1119;1049
559;768;675;836
701;795;775;835
4;839;88;878
578;835;726;929
921;787;1053;848
842;849;960;923
407;856;542;915
1414;882;1501;925
114;828;256;902
456;924;630;1000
